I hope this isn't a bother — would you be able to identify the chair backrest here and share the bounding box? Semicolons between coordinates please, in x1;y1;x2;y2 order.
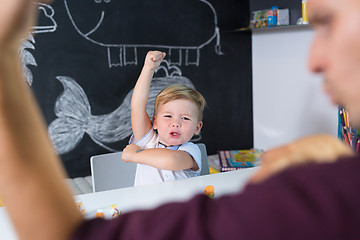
90;143;209;193
90;152;137;193
196;143;210;176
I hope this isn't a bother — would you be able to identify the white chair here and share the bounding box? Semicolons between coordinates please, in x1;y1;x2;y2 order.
90;143;210;193
90;152;137;193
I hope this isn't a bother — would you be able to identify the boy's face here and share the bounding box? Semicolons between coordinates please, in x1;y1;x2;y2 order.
308;0;360;125
153;99;203;147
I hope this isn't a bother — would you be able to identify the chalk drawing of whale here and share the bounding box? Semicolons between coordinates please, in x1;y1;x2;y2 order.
64;0;222;68
48;61;198;154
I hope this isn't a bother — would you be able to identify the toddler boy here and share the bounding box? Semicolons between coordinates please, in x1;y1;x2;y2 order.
122;51;206;186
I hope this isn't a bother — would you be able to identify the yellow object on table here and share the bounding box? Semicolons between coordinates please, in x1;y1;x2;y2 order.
209;166;220;174
0;196;3;207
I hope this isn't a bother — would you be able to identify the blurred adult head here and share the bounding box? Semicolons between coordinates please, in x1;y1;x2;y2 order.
309;0;360;126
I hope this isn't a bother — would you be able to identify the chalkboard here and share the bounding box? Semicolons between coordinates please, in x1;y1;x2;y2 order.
27;0;252;178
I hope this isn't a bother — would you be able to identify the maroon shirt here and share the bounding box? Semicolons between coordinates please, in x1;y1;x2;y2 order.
71;155;360;240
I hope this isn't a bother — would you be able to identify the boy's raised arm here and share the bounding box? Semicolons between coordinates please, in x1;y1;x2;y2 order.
131;51;165;142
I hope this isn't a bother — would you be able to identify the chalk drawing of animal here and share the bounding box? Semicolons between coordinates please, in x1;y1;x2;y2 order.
64;0;222;68
48;61;198;154
20;2;57;85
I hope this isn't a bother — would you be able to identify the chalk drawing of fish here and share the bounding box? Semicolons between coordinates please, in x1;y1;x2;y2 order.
49;61;196;154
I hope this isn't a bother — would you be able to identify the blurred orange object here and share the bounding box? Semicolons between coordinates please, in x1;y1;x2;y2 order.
75;201;86;215
204;185;215;199
95;210;105;218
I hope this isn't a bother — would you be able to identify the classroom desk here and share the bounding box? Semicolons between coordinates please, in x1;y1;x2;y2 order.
0;167;259;240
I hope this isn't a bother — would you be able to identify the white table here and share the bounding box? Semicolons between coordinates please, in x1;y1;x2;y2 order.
0;168;258;240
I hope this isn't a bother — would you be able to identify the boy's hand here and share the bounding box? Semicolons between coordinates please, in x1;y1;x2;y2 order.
143;51;166;71
122;144;142;162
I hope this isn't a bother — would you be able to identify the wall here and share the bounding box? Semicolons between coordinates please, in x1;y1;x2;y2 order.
252;27;338;150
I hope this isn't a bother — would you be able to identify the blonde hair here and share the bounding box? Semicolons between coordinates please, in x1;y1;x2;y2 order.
154;84;206;121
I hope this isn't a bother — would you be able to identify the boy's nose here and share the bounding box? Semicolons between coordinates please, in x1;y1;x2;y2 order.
171;121;180;128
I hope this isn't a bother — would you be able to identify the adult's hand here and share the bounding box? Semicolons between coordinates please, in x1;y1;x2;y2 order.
249;134;354;184
0;0;52;47
0;1;83;240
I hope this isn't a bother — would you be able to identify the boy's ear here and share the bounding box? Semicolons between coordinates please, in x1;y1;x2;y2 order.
152;115;157;130
194;121;203;135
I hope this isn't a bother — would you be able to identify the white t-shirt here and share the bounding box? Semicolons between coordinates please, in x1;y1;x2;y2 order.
129;129;202;186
